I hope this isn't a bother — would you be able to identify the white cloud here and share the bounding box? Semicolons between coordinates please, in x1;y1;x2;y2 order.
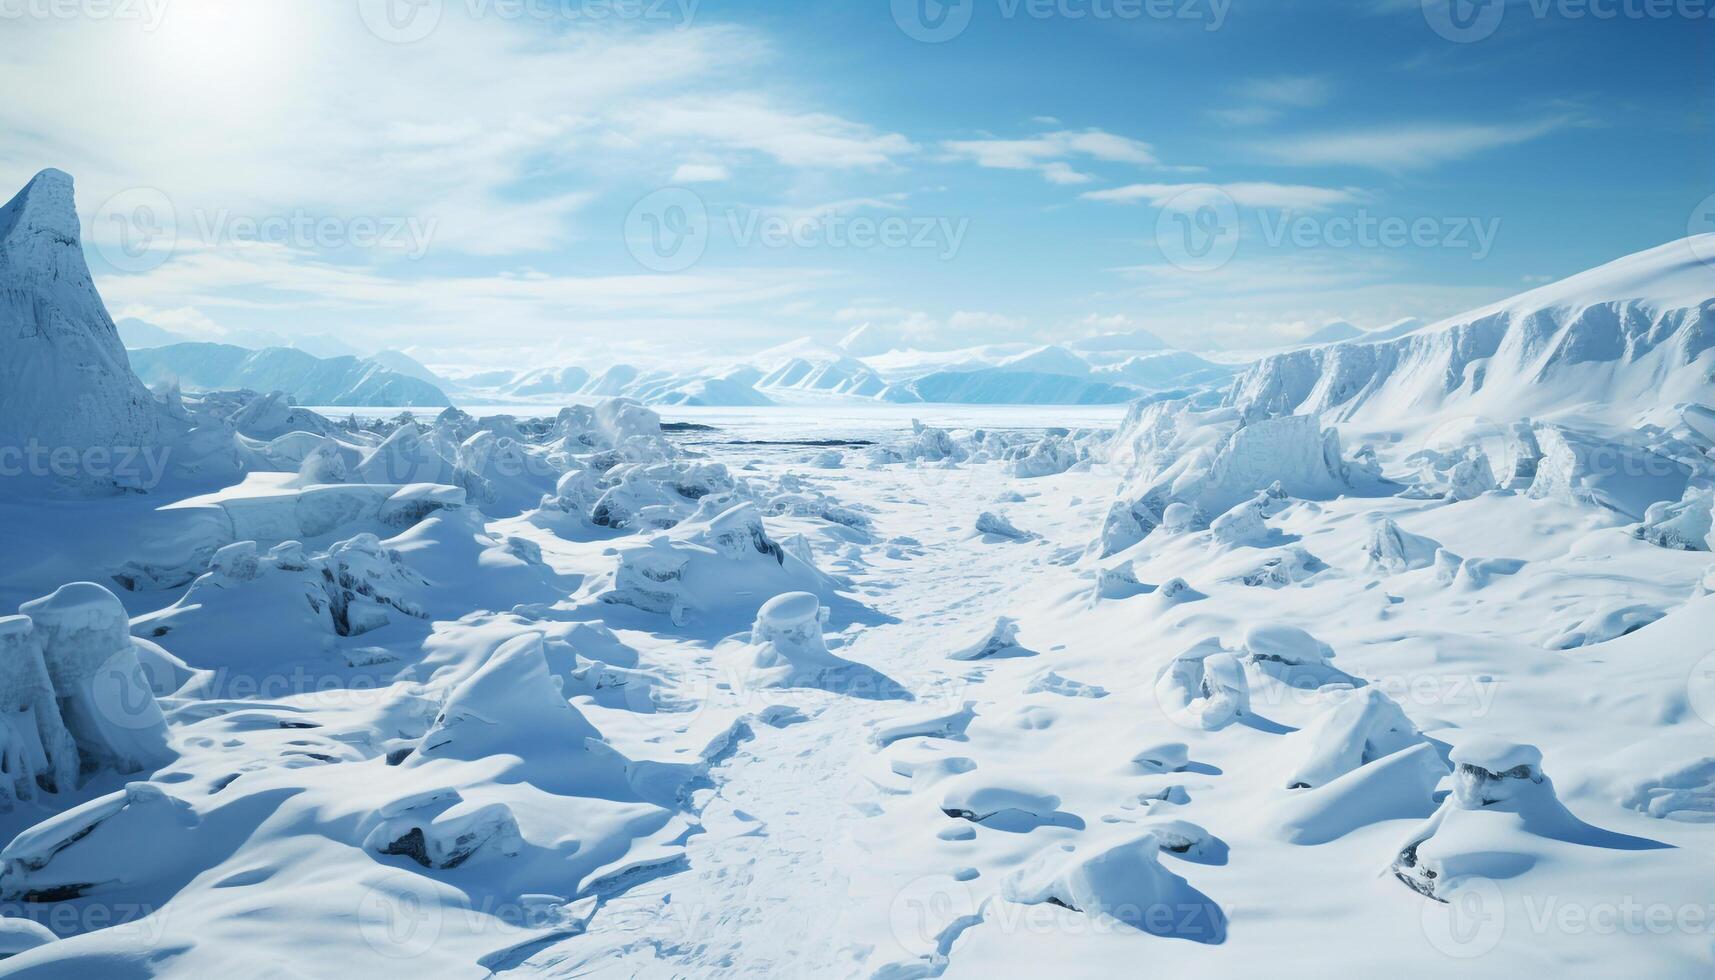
1235;75;1332;108
1081;182;1365;210
671;163;731;183
941;129;1160;182
1256;118;1575;169
624;97;915;169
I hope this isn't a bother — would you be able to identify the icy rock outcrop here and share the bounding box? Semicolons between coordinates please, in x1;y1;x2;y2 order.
1100;414;1348;556
1237;624;1351;687
1390;738;1594;900
1233;546;1325;588
1540;600;1664;650
1634;488;1714;551
18;584;169;776
1620;757;1715;821
1209;489;1286;548
1155;639;1250;730
948;618;1031;661
0;781;198;903
597;501;828;623
975;511;1033;541
1095;563;1148;600
1002;835;1225;940
0;617;80;804
0;170;173;479
745;593;836;683
1283;688;1433;790
321;534;427;636
738;592;905;699
1364;518;1441;573
1131;742;1190;774
1527;425;1690;520
405;633;653;801
939;774;1060;823
365;790;523;870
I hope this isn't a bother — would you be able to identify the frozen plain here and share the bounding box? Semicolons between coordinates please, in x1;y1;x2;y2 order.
0;170;1713;976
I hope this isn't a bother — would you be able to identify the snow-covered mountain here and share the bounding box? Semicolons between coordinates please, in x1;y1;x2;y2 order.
1229;237;1715;423
757;353;887;398
129;342;451;407
1295;320;1365;346
0;169;173;457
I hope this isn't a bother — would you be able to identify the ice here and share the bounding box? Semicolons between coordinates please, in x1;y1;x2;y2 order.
17;583;170;776
1635;488;1714;551
1363;517;1441;572
947;618;1031;661
1155;639;1250;730
0;171;174;485
0;617;79;805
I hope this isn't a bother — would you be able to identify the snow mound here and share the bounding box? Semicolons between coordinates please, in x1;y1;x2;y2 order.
1283;688;1433;790
1155;639;1250;730
939;773;1060;823
595;501;832;625
1269;741;1448;845
1363;518;1441;573
737;592;906;699
974;511;1033;541
1620;757;1715;822
1001;834;1225;940
1634;488;1713;551
948;618;1032;661
1390;737;1640;901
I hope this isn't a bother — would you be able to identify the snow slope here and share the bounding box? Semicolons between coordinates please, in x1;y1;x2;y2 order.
1229;237;1715;423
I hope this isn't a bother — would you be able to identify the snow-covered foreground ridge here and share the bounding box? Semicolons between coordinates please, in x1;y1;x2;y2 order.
0;169;1713;976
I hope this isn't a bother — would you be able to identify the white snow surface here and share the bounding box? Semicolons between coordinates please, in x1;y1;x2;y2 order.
0;195;1713;977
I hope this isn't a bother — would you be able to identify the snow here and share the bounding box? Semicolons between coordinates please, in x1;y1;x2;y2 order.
0;171;174;476
1;174;1714;976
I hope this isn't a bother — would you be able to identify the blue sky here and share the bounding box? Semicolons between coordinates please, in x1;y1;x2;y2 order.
3;0;1709;366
